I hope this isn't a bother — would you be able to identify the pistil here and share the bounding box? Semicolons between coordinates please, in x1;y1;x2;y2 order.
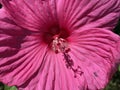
52;35;70;54
51;35;83;78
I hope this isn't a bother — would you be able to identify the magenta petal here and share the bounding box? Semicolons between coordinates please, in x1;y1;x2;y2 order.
0;7;49;87
1;0;58;31
0;7;23;33
19;52;87;90
68;28;120;89
0;38;48;87
57;0;120;31
0;8;24;57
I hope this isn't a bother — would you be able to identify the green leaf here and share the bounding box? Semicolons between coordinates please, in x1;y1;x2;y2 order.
4;85;17;90
118;65;120;72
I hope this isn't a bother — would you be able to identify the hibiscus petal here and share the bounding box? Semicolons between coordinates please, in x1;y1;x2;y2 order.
0;6;49;87
67;28;120;89
1;0;58;31
19;52;87;90
57;0;120;31
3;0;119;32
0;34;49;87
0;7;25;57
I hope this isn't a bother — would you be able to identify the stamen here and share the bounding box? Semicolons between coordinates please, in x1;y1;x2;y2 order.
63;53;83;78
52;36;83;78
52;35;70;53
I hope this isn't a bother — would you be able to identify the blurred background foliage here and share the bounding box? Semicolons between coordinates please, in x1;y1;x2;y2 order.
0;3;120;90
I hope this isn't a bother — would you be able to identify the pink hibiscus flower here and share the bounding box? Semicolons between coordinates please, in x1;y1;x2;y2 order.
0;0;120;90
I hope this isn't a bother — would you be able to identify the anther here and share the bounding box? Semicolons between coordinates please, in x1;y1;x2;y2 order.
52;36;70;54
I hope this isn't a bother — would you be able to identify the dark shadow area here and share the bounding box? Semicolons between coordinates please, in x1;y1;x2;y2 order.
114;19;120;35
0;3;2;9
0;82;4;90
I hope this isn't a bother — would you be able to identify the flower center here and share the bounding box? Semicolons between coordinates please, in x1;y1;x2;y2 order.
49;28;83;78
42;25;70;49
41;25;83;77
52;35;70;54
